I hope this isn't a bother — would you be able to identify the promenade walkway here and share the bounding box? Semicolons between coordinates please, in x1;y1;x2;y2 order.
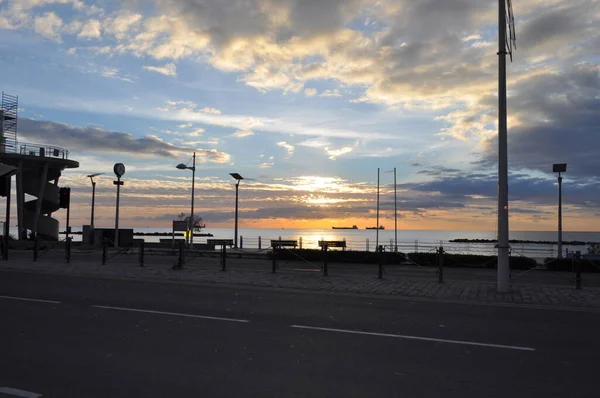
2;249;599;311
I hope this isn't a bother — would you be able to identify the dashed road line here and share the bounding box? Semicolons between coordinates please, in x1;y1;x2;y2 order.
291;324;536;352
0;295;61;304
92;305;250;323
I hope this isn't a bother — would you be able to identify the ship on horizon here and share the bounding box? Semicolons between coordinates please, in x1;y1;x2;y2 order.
332;225;358;230
366;226;385;230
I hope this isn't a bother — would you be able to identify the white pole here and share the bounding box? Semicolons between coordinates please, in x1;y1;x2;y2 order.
190;152;195;250
497;0;510;292
115;176;121;248
394;167;397;252
376;168;380;250
558;172;563;258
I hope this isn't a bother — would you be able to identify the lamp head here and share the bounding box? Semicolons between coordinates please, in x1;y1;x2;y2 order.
230;173;244;180
176;163;188;170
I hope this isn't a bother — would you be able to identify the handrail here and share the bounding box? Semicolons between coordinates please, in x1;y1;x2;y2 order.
18;142;70;159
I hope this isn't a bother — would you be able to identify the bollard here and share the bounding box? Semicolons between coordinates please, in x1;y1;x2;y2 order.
33;236;39;261
272;246;277;274
240;236;243;249
66;237;72;264
139;240;145;267
378;245;384;279
438;246;444;283
175;240;184;269
221;245;227;272
575;251;582;290
322;244;328;276
258;236;262;250
102;239;107;265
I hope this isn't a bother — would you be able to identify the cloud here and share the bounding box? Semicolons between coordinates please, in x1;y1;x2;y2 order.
200;107;221;115
260;156;275;168
304;88;317;97
18;118;231;163
143;63;177;77
320;89;342;98
233;129;255;138
178;123;192;129
78;19;101;39
276;141;295;157
479;63;600;178
325;145;353;160
34;12;63;42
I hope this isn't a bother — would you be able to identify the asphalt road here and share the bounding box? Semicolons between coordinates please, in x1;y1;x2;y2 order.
0;271;598;397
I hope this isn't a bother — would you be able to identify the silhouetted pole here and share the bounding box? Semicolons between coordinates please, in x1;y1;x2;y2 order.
497;0;510;292
376;168;380;249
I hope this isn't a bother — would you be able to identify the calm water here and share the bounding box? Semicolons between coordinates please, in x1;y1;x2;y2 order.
33;227;600;258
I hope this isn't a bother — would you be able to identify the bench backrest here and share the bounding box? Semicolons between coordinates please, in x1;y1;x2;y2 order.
207;239;234;246
318;240;346;248
271;240;297;248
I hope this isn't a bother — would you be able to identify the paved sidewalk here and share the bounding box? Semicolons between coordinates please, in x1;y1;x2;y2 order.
2;256;599;310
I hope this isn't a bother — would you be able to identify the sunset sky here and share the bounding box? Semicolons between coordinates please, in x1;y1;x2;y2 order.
1;0;599;231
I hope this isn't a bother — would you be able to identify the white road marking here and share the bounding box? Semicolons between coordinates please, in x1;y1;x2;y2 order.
92;305;250;323
0;295;60;304
291;325;536;352
0;387;42;397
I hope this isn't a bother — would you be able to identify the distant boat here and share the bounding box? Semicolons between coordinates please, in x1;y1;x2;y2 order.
332;225;358;230
366;226;385;230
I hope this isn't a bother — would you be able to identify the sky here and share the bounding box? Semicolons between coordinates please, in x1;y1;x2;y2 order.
0;0;599;231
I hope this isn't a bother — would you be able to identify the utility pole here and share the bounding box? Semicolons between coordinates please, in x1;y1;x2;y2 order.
497;0;510;292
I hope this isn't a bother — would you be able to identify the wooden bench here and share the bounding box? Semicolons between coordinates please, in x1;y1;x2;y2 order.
270;239;298;249
318;240;346;250
207;239;234;247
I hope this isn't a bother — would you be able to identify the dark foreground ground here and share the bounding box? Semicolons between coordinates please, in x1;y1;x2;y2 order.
0;271;598;398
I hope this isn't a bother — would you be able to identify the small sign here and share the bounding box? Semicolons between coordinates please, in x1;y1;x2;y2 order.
173;221;188;232
113;181;124;185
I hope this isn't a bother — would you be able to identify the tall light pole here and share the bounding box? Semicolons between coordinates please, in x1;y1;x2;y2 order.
177;152;196;249
87;173;104;227
553;163;567;258
394;167;397;252
497;0;516;293
113;163;125;248
230;173;244;248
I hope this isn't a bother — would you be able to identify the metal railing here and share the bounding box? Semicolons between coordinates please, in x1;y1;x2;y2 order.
19;142;70;159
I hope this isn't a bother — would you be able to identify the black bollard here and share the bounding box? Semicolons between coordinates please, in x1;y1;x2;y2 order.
33;236;39;262
322;244;328;276
575;251;582;290
272;246;277;274
66;237;72;263
378;245;384;279
438;246;444;283
139;240;145;267
221;245;227;272
102;239;107;265
176;240;184;269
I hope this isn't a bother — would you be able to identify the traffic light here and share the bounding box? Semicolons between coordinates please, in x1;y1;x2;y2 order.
59;187;71;209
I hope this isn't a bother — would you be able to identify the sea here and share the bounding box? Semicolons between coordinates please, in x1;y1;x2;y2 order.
29;227;600;259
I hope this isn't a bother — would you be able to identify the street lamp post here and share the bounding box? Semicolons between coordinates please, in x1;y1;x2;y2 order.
230;173;244;248
177;152;196;249
553;163;567;258
87;173;104;227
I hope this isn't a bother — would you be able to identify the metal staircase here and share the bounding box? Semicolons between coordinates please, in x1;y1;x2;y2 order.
1;92;18;153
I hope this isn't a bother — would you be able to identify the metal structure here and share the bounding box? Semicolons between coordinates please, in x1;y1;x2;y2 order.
176;152;196;249
1;92;18;153
553;163;567;258
376;168;380;249
0;93;78;240
113;164;125;247
87;173;104;226
230;173;244;248
497;0;517;293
